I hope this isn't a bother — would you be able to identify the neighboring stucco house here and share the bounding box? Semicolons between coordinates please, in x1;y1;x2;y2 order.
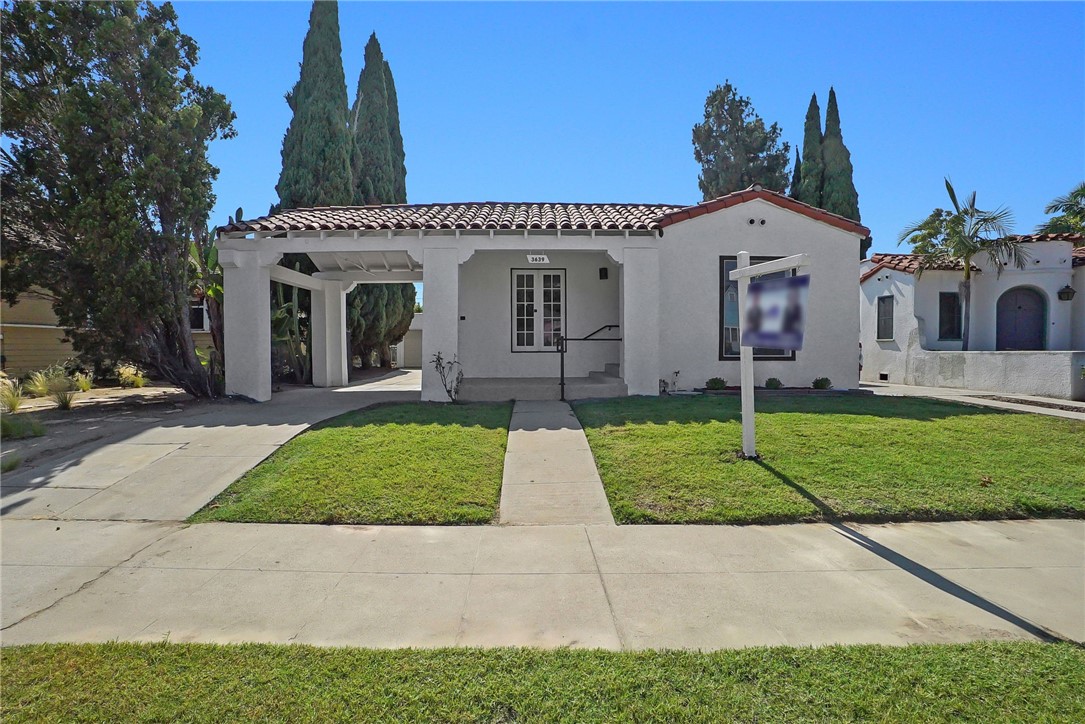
216;185;869;402
859;234;1085;400
0;286;216;377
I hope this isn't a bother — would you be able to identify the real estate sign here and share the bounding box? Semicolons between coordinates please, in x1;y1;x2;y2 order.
742;274;811;351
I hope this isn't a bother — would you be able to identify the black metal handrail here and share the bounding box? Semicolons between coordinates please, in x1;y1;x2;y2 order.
555;325;621;401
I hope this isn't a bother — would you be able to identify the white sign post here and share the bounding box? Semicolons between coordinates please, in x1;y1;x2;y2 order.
729;251;810;459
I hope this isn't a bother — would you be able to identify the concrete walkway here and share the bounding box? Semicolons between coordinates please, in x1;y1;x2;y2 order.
863;382;1085;421
498;401;615;525
2;519;1080;648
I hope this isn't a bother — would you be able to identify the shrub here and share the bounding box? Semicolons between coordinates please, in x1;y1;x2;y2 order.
0;415;46;440
0;379;25;412
72;371;94;392
117;364;147;388
705;377;727;390
812;377;833;390
764;377;783;390
1;455;21;473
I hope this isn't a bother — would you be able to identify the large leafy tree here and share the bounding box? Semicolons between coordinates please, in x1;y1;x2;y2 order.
898;179;1026;350
276;0;353;209
693;81;790;198
1;0;235;397
347;32;414;366
1036;181;1085;237
794;93;824;206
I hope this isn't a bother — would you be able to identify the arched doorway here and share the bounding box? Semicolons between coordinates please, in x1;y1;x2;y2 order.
996;287;1046;350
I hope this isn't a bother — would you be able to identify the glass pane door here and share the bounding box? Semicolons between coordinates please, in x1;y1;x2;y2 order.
541;272;563;348
513;272;536;351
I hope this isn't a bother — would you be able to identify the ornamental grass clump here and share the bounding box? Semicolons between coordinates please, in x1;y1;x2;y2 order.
72;372;94;392
117;364;147;389
0;378;25;413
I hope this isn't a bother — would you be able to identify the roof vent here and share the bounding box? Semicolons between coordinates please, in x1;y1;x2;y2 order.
750;183;764;192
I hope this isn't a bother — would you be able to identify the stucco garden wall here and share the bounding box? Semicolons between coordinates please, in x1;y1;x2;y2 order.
904;349;1085;401
659;198;862;390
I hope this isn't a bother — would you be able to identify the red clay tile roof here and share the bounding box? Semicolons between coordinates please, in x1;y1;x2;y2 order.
860;253;974;283
654;185;870;237
218;202;685;234
1073;246;1084;267
217;186;872;237
1007;232;1085;244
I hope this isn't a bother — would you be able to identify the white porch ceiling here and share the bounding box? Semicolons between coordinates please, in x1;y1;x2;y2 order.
308;250;420;274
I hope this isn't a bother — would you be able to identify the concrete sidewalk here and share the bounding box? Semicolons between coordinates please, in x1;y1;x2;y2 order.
2;519;1081;649
863;382;1085;421
498;401;615;525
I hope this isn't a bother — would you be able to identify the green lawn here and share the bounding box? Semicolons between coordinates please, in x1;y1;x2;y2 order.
2;642;1081;722
574;395;1085;525
191;402;512;525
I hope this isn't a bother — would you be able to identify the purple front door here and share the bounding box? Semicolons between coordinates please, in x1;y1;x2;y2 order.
996;287;1045;351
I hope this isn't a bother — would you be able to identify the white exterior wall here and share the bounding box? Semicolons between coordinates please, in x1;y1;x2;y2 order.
659;199;863;390
457;250;620;379
1073;266;1085;350
969;241;1077;351
859;266;917;383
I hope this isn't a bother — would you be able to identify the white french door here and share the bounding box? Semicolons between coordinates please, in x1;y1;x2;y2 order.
512;269;565;351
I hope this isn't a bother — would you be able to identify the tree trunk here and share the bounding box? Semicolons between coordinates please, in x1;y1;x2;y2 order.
960;272;972;352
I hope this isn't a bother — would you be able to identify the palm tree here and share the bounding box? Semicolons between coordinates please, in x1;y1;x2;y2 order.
1036;181;1085;237
898;179;1027;350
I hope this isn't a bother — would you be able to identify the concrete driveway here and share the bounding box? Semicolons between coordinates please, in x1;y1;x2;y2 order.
2;370;1082;649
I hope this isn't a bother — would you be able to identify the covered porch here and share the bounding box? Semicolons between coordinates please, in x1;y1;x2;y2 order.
215;203;672;402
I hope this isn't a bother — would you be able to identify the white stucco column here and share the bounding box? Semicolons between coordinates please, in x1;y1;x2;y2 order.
311;281;349;388
621;247;660;396
421;248;460;401
219;249;282;402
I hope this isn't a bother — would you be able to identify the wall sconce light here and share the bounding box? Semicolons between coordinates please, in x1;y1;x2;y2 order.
1057;285;1076;301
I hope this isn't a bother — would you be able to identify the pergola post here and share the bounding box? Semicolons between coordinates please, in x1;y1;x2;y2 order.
219;249;282;402
421;248;459;401
621;247;661;396
311;280;350;388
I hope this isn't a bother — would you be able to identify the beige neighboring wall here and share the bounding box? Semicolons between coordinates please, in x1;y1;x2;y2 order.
1;287;74;376
1;287;216;376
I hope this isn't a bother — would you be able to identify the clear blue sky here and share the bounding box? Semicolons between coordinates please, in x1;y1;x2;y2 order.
176;1;1084;256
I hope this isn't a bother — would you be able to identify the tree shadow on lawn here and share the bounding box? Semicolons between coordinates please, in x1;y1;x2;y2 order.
754;459;1066;644
574;395;1009;428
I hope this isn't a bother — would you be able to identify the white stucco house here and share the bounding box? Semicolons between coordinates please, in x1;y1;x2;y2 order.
859;234;1085;400
215;185;869;402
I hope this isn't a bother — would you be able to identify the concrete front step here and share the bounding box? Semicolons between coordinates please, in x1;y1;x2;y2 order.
603;363;620;377
459;377;627;402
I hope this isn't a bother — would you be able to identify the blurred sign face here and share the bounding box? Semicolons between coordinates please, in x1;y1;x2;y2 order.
742;274;810;351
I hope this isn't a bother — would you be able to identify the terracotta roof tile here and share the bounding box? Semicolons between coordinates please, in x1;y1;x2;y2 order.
1007;232;1085;244
218;202;685;235
1073;246;1084;267
654;185;870;237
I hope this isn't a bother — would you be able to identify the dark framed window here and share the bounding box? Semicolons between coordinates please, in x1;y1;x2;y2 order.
938;292;962;340
719;256;796;360
876;295;894;340
189;301;209;332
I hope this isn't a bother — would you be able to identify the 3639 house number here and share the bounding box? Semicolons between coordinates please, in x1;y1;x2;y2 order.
526;254;550;264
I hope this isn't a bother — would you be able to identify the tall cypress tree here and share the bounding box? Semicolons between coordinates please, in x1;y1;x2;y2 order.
821;87;860;221
795;93;824;206
384;60;407;204
276;0;352;209
789;147;802;199
819;87;868;257
349;33;394;205
346;33;415;365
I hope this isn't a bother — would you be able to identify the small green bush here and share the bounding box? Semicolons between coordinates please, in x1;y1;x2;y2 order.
0;379;25;412
812;377;833;390
117;364;147;389
1;455;22;473
764;377;783;390
0;415;46;440
72;371;94;392
50;388;77;410
705;377;727;390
